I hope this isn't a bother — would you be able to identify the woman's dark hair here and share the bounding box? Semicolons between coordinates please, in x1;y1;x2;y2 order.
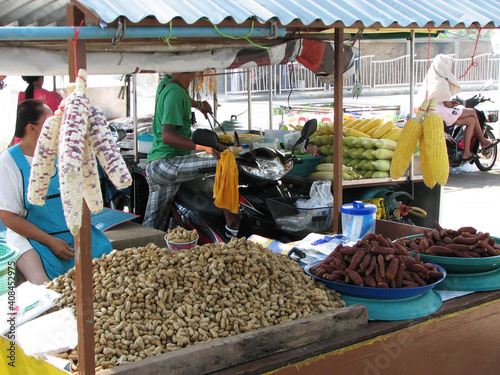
21;76;42;100
15;99;46;138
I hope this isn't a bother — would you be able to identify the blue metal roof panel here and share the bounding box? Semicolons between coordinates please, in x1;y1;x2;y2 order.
1;0;500;28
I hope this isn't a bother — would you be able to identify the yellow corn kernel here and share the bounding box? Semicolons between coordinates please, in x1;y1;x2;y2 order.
372;121;395;139
422;99;449;186
358;118;383;134
418;135;437;188
389;102;429;180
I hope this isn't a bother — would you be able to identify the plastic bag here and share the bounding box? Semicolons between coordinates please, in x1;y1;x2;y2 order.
296;181;334;215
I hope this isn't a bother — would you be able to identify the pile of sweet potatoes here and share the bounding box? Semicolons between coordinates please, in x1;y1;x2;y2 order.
394;221;500;258
309;233;444;288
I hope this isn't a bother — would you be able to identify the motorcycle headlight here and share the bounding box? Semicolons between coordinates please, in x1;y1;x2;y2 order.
241;157;293;180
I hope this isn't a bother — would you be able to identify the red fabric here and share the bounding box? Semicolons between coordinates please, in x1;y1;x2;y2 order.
296;39;326;73
18;88;63;112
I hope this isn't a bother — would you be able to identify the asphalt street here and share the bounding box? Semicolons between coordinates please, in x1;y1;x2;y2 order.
215;89;500;236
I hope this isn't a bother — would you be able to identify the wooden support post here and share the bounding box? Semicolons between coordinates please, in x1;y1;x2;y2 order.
332;28;344;233
67;4;94;375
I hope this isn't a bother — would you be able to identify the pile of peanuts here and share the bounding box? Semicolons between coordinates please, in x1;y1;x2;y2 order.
166;227;198;243
46;237;345;371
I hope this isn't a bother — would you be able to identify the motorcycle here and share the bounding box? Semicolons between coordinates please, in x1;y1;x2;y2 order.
169;119;318;244
446;90;498;170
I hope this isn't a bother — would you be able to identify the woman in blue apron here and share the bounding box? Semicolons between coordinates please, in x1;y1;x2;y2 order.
0;99;112;284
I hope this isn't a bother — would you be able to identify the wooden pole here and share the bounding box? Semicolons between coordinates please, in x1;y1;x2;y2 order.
67;4;94;375
332;28;344;233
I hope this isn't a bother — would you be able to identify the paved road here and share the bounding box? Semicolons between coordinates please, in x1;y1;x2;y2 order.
215;89;500;235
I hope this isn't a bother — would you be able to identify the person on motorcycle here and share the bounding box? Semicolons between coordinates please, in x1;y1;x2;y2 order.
418;54;499;162
143;71;240;237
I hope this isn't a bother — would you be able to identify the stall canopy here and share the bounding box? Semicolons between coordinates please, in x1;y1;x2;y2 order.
1;0;500;75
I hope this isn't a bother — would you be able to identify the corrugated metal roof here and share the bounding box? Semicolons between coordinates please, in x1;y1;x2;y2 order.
74;0;500;28
1;0;499;29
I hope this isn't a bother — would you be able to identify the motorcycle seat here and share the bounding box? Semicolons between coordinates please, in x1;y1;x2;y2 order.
176;178;224;217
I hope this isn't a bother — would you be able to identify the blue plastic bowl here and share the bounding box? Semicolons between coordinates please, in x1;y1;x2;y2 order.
304;260;446;300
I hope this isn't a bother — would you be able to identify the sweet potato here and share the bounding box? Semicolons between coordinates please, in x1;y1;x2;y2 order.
362;275;377;288
419;237;430;252
321;243;343;264
428;270;444;280
377;254;386;279
395;262;406;288
454;235;476;245
346;268;364;286
348;249;367;271
475;232;490;242
406;263;430;275
359;253;373;270
458;226;477;235
427;245;457;257
375;234;391;247
478;240;498;257
372;245;396;255
411;272;427;286
385;257;400;280
446;243;473;252
339;247;362;256
365;256;377;276
402;280;420;288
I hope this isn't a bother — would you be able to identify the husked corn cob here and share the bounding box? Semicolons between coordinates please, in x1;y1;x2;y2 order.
87;103;132;190
82;138;104;213
27;104;65;205
422;99;449;186
358;118;383;134
389;101;429;180
372;121;395;139
418;134;437;188
58;70;90;234
344;118;363;129
381;127;402;141
342;118;355;127
351;118;371;130
344;128;370;138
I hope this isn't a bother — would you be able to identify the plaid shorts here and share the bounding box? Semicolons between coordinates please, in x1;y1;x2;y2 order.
143;153;217;230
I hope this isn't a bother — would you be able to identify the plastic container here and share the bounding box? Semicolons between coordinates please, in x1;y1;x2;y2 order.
138;133;153;154
340;201;377;241
0;243;20;296
241;144;250;153
164;234;199;251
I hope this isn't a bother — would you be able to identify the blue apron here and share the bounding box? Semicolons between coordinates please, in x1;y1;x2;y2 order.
8;145;112;279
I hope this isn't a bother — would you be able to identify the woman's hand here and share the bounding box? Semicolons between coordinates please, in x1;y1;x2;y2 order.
47;236;75;260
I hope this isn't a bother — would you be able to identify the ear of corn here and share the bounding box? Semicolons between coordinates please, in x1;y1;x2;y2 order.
351;118;371;130
342;118;355;127
422;99;449;186
389;101;429;180
358;118;383;134
372;121;395;139
418;135;437;188
381;127;402;141
27;104;65;205
344;128;370;138
87;104;132;190
58;71;91;235
82;138;104;213
343;118;363;129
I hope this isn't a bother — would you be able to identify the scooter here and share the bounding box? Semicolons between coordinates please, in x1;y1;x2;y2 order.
169;119;318;244
446;90;498;171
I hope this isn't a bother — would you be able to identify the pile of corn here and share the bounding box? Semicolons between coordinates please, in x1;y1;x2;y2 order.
390;99;448;187
343;117;402;141
309;162;362;181
27;69;132;234
46;238;345;371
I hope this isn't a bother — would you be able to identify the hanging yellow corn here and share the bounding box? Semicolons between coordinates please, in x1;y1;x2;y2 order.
422;98;449;186
418;134;437;188
389;101;429;180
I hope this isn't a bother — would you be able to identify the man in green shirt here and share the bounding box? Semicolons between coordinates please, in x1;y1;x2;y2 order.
143;72;240;237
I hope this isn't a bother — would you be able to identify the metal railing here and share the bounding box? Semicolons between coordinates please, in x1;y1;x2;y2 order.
223;53;500;97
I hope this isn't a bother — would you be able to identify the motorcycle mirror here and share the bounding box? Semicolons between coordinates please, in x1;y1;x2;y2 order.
292;119;318;153
192;128;219;149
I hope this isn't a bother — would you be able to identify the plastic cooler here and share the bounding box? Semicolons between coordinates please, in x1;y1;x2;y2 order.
288;155;323;177
0;244;20;296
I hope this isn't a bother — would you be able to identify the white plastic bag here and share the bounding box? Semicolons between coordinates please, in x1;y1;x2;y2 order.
296;181;333;215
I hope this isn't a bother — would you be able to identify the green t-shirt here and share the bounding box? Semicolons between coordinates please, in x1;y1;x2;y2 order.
147;76;193;162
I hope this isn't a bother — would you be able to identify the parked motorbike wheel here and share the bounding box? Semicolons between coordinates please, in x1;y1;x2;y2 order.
476;129;498;171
